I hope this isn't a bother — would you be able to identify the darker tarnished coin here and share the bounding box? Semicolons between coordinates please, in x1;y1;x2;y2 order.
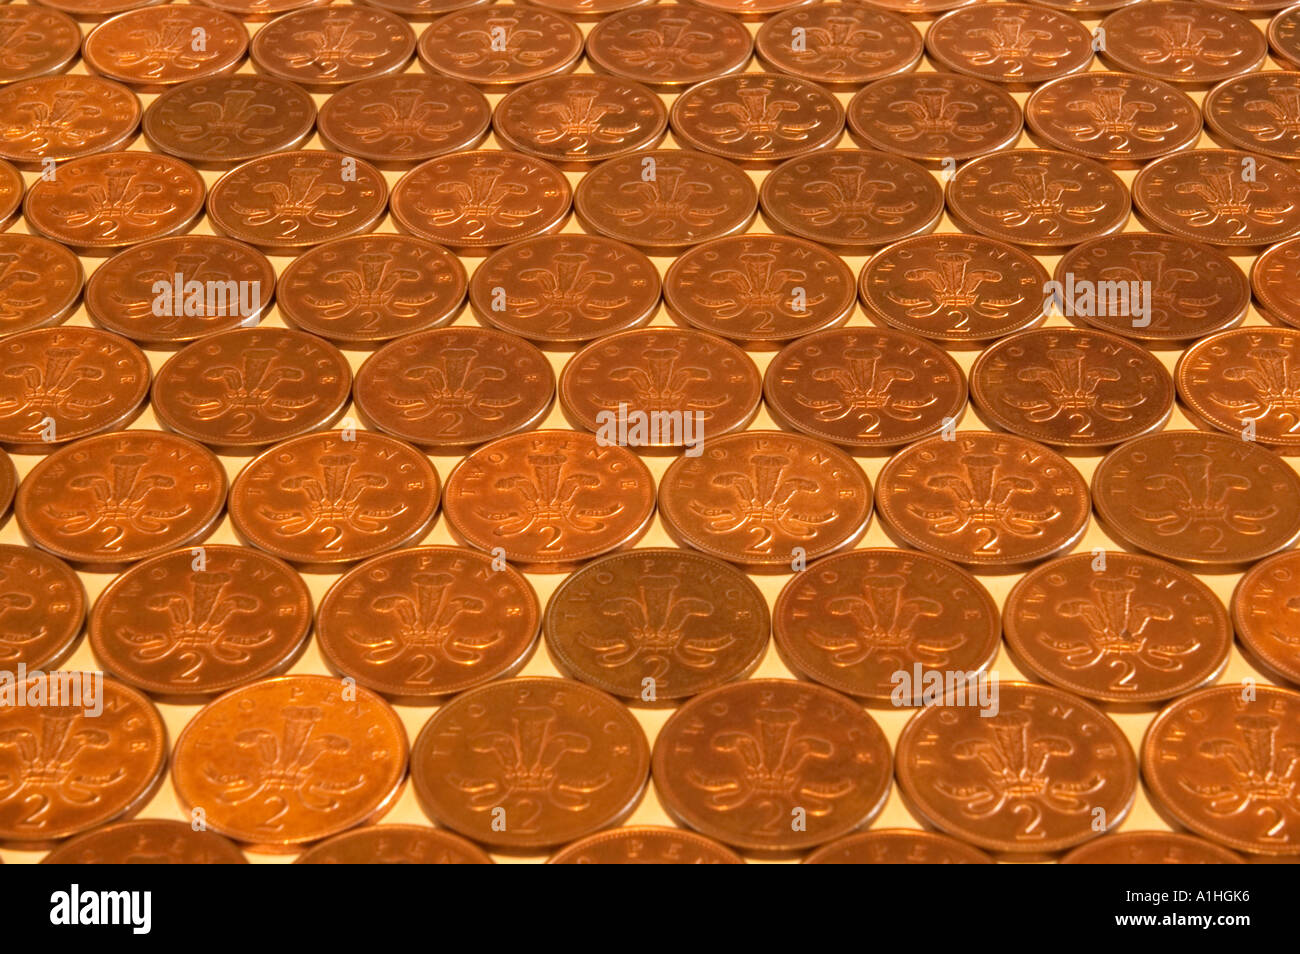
543;548;769;703
173;674;407;849
229;430;440;570
1143;685;1300;856
143;75;317;167
17;431;226;569
354;327;554;450
470;235;659;345
0;75;140;167
295;824;493;863
317;545;539;701
1092;430;1300;571
876;431;1090;572
442;430;655;572
1205;72;1300;162
0;544;85;671
764;327;966;451
653;679;891;853
584;6;752;90
1232;550;1300;686
83;7;249;90
1253;238;1300;330
684;0;817;18
804;829;994;864
550;827;744;864
152;327;351;452
493;74;667;167
926;3;1093;88
658;430;872;572
946;150;1130;250
755;3;922;87
417;6;583;87
31;0;167;20
88;545;312;699
1177;327;1300;451
251;6;416;91
1062;831;1244;864
897;681;1135;854
1004;551;1231;705
196;0;332;17
41;818;248;863
774;548;999;704
1099;1;1267;87
759;151;943;253
0;6;81;84
1273;6;1300;69
0;234;83;336
411;677;649;849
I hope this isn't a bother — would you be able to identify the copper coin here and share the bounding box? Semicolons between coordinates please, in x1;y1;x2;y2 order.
172;674;407;850
1231;549;1300;686
584;6;753;91
859;234;1050;347
897;681;1135;854
764;327;967;451
1178;327;1300;451
82;7;249;90
0;6;81;84
318;74;492;168
152;327;351;452
471;235;660;345
143;75;317;167
442;429;655;572
754;3;923;88
653;679;892;853
31;0;167;20
0;544;86;671
876;431;1090;572
1143;684;1300;856
354;327;554;451
926;3;1093;88
543;548;769;703
759;150;943;253
360;0;491;17
683;0;818;19
861;0;979;14
0;160;20;230
17;431;226;569
1061;831;1244;864
559;328;760;445
1098;2;1267;87
669;72;844;166
0;448;14;519
195;0;331;18
207;151;388;253
316;545;540;701
1024;0;1143;12
229;430;440;570
416;6;583;87
278;234;466;345
773;548;999;703
1203;0;1295;8
0;326;150;450
1054;233;1250;347
391;150;571;253
85;235;276;346
295;824;493;863
803;829;994;864
1272;5;1300;70
1253;237;1300;330
0;234;84;336
576;150;756;253
1205;72;1300;162
525;0;656;18
493;74;667;168
88;545;312;699
41;818;248;863
0;75;140;167
1025;72;1202;166
658;430;872;572
549;826;744;864
251;6;415;92
971;327;1174;450
411;676;649;849
1092;430;1300;571
946;149;1130;250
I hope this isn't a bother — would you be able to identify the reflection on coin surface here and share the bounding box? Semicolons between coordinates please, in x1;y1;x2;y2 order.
0;6;81;84
0;75;140;166
295;825;493;863
250;6;415;91
0;235;84;337
804;829;993;864
83;6;249;89
1177;327;1300;451
0;544;86;672
755;3;923;87
41;819;248;864
1252;238;1300;330
1099;1;1266;86
1273;5;1300;70
549;826;744;864
1231;549;1300;687
416;6;583;86
584;5;752;90
1204;72;1300;161
925;3;1094;87
1061;831;1243;864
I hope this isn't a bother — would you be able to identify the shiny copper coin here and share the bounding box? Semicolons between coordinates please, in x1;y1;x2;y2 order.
85;235;276;346
584;6;753;91
755;3;923;87
207;151;388;253
411;676;649;849
1273;5;1300;70
1143;685;1300;856
31;0;167;20
83;7;249;90
803;829;994;864
416;6;583;87
195;0;331;18
354;327;554;450
1098;2;1267;87
0;75;139;167
1024;0;1144;12
1253;238;1300;330
88;545;312;699
1061;831;1244;864
658;430;872;572
0;544;86;671
774;548;999;703
152;328;351;452
574;149;755;252
759;151;943;253
143;75;317;167
549;827;744;864
442;429;655;572
359;0;491;17
172;674;407;849
946;150;1130;250
493;74;667;167
876;431;1090;572
897;681;1135;853
764;327;967;451
1205;72;1300;162
1178;327;1300;451
0;6;81;84
41;819;248;863
295;824;493;863
317;545;540;701
526;0;656;17
0;160;19;231
543;548;769;703
862;0;980;13
17;431;226;569
229;430;440;570
251;6;415;92
1200;0;1293;8
684;0;818;19
926;3;1093;88
1231;549;1300;686
0;327;150;450
1092;430;1300;571
0;449;13;520
859;234;1049;347
0;234;83;336
653;679;892;852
